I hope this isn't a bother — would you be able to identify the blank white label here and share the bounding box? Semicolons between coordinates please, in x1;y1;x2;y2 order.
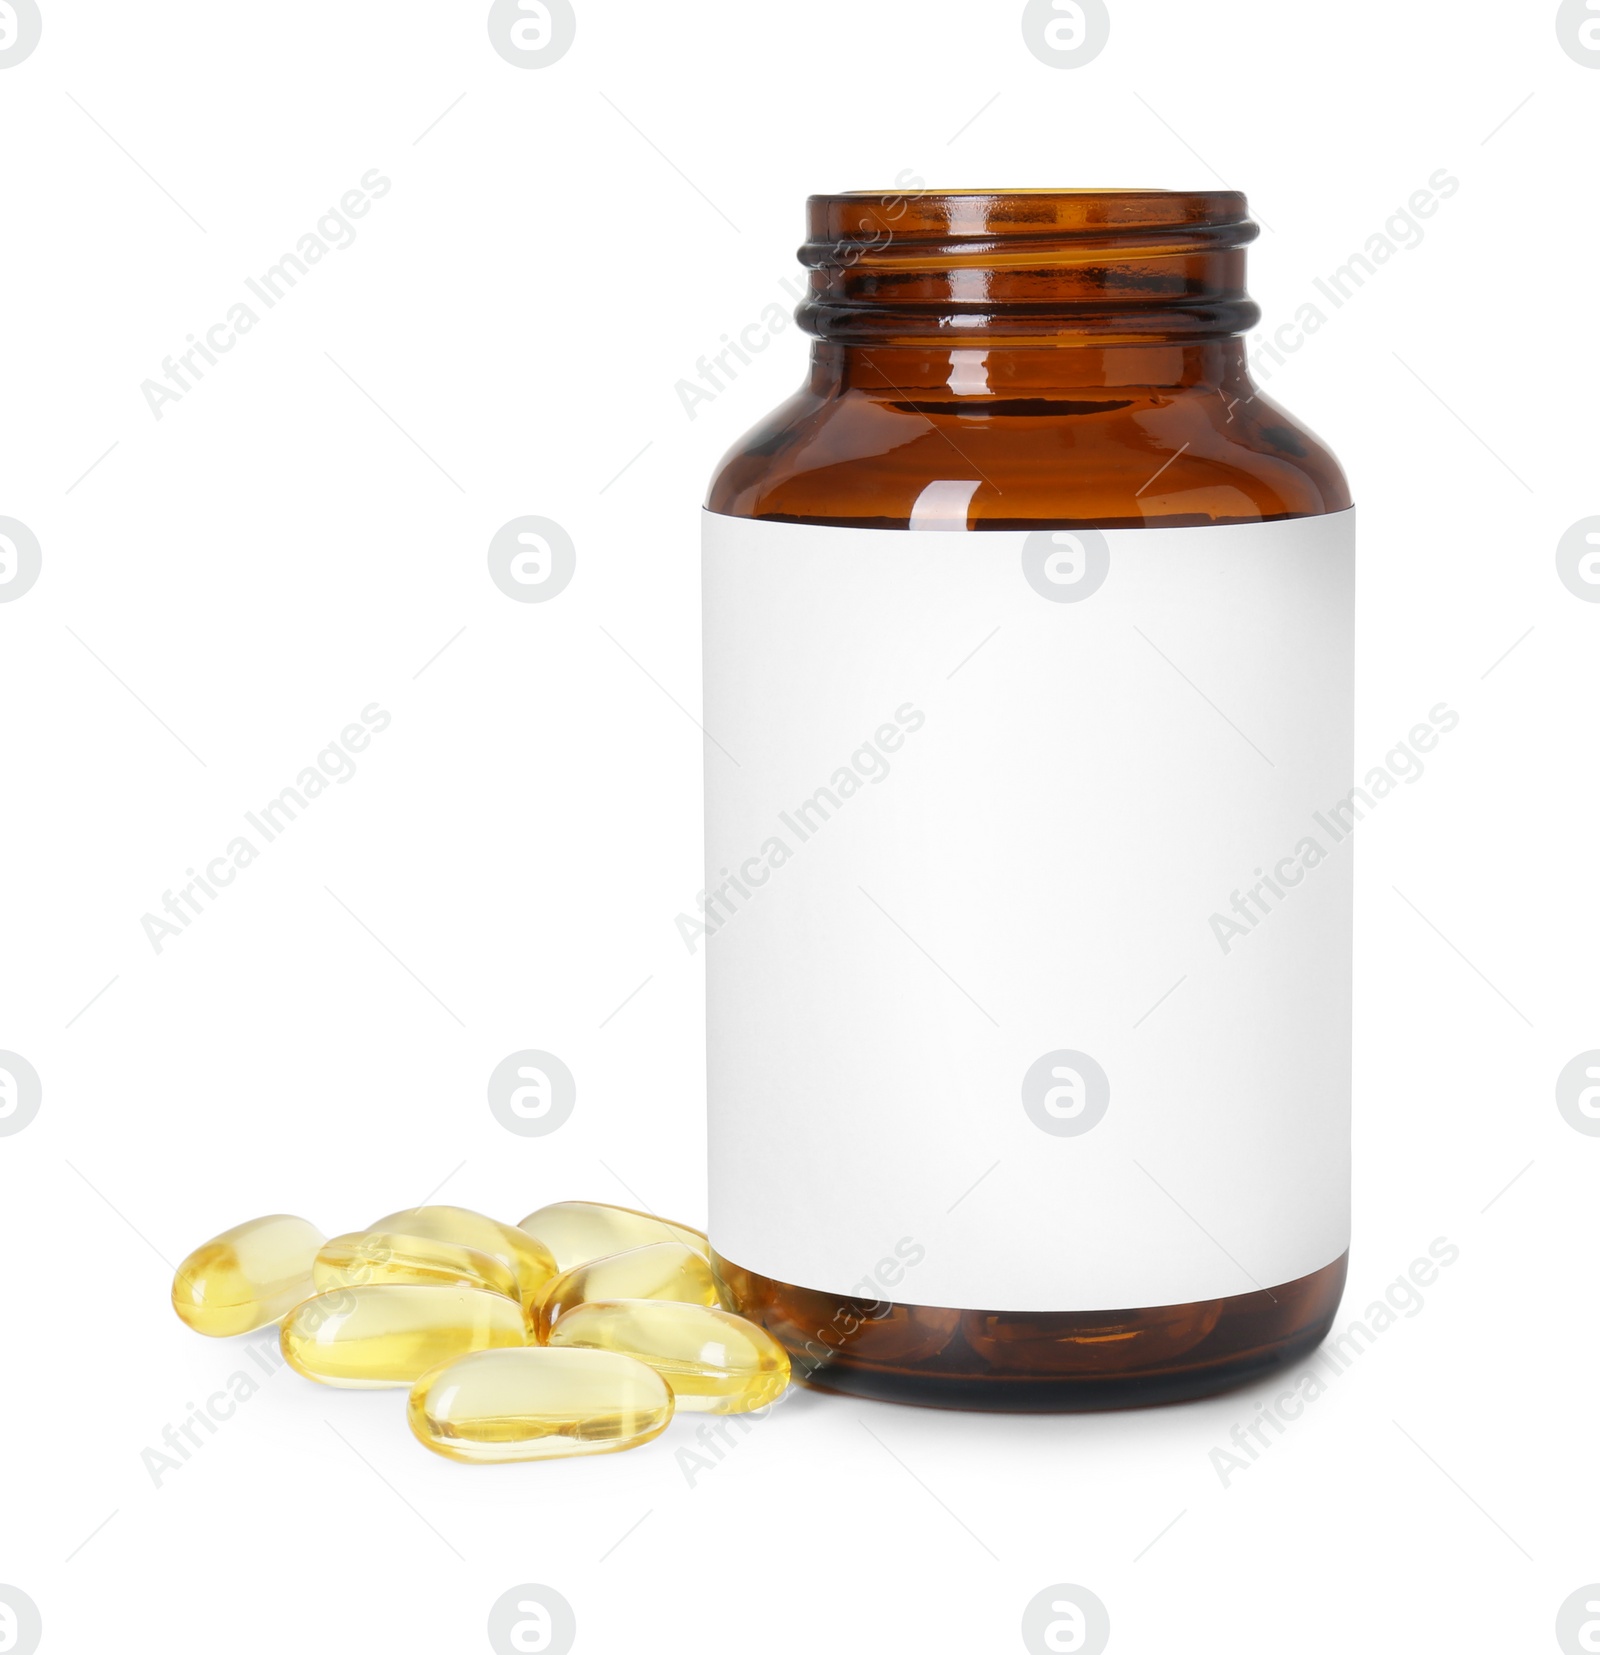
703;509;1354;1312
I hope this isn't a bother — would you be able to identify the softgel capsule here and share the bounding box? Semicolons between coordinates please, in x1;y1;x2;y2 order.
170;1196;786;1464
534;1242;719;1340
518;1200;708;1272
280;1284;528;1387
408;1347;674;1463
548;1300;790;1414
313;1230;521;1301
171;1214;325;1337
371;1205;557;1309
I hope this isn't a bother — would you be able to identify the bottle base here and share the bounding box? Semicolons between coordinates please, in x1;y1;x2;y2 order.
713;1252;1347;1414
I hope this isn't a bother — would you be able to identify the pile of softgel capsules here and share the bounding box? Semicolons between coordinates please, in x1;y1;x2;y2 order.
170;1201;789;1462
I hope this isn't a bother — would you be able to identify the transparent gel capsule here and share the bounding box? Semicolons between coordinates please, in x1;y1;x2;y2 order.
280;1284;527;1388
313;1230;520;1302
548;1300;790;1413
408;1346;673;1463
172;1214;325;1337
517;1200;708;1272
371;1205;557;1308
535;1242;719;1340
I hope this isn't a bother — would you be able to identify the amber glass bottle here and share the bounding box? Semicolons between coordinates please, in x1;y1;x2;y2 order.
703;191;1351;1410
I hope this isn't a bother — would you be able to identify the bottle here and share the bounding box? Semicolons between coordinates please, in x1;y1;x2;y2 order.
701;189;1352;1410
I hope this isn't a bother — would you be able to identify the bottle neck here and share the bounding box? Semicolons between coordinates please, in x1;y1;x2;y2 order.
799;190;1260;354
808;340;1256;398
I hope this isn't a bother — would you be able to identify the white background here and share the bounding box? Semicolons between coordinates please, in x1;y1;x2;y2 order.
1;3;1596;1651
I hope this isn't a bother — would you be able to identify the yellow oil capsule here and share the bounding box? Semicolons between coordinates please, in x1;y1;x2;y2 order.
280;1284;527;1388
517;1199;708;1271
313;1230;520;1301
172;1214;325;1337
370;1204;557;1308
534;1241;719;1340
548;1300;790;1413
408;1346;673;1463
